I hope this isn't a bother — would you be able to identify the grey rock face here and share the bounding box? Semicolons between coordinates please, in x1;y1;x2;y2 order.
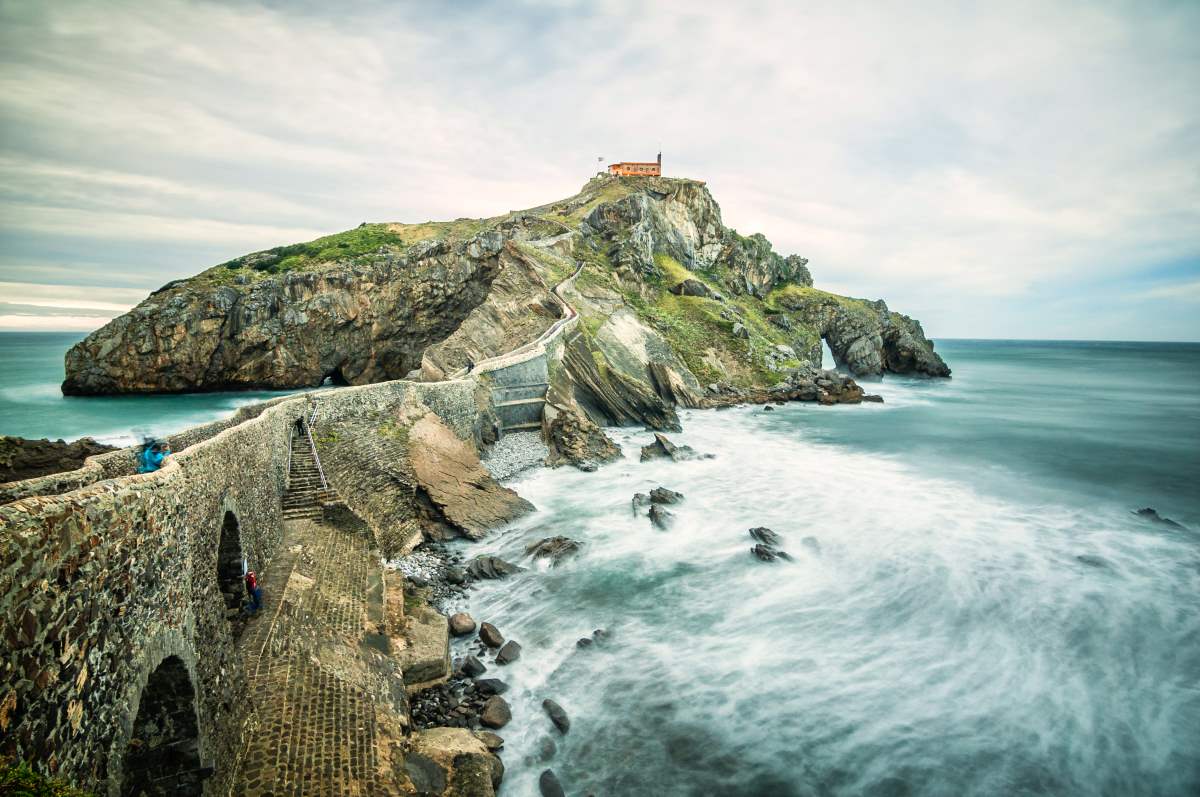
63;232;507;394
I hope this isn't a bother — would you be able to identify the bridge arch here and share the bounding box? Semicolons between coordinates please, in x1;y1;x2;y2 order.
108;635;213;797
216;503;246;625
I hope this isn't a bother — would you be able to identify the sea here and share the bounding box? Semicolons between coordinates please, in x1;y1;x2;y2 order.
2;333;1198;795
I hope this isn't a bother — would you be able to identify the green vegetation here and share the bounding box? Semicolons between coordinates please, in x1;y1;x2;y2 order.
377;420;410;446
219;224;407;276
0;761;94;797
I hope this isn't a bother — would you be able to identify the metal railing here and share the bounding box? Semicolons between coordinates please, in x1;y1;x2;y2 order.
303;405;329;491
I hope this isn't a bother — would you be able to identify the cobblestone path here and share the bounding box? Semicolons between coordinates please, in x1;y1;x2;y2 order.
227;512;408;797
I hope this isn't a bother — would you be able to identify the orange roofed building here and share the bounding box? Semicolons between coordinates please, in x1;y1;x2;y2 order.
609;153;662;177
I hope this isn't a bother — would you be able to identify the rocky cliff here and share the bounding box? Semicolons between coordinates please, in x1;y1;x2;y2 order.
63;176;948;397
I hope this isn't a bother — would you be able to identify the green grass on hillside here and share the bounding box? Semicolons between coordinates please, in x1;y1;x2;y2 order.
0;761;94;797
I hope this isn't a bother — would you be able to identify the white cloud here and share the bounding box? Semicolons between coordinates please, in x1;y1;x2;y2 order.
0;0;1197;339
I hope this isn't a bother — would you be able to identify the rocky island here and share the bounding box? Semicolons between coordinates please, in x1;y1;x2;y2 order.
3;175;950;797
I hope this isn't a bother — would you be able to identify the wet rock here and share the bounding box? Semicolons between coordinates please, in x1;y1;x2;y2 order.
763;404;775;411
576;637;594;649
751;544;792;562
800;536;821;554
404;751;448;794
474;678;509;696
1132;507;1185;529
536;736;557;762
461;655;487;678
863;394;884;403
480;695;512;728
544;405;623;470
639;432;701;462
632;492;651;514
592;628;610;643
525;536;583;566
446;566;467;585
449;612;476;636
539;769;566;797
474;730;505;751
748;526;781;545
648;504;674;529
479;622;504;648
649;486;684;504
496;640;522;665
487;753;505;789
467;555;524;580
542;699;570;734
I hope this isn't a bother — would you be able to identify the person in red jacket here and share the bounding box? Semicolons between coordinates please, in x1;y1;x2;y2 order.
245;571;263;615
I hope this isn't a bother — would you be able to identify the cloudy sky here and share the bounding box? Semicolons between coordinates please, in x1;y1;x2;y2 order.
1;0;1197;340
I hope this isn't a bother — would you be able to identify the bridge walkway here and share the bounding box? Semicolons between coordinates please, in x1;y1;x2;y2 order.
227;481;406;794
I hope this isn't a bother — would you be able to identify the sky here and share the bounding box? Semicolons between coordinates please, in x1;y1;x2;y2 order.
0;0;1197;340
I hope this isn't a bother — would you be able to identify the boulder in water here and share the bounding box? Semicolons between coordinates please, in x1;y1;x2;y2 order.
449;612;476;636
542;698;570;734
467;555;524;580
800;536;821;554
460;655;487;678
496;640;522;665
640;433;702;462
479;622;504;648
650;486;684;504
480;695;511;729
474;678;509;695
749;526;781;545
632;492;651;514
525;536;583;566
539;769;566;797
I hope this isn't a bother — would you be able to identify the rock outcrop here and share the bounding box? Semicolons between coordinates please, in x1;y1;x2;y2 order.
0;436;116;483
63;174;948;396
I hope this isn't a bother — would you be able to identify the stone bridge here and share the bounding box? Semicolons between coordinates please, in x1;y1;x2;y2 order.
0;262;581;794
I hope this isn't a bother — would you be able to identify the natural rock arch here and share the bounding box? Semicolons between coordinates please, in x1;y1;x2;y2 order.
119;655;209;796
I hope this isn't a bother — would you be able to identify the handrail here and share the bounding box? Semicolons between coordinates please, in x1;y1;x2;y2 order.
448;259;583;379
303;412;328;491
285;421;293;488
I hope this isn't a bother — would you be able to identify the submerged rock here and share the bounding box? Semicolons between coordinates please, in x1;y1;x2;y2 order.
467;556;524;580
800;536;821;555
749;526;781;545
1132;507;1185;529
632;492;651;514
542;699;570;734
474;730;505;751
1076;554;1111;569
648;504;674;529
539;769;566;797
650;486;684;504
525;536;583;566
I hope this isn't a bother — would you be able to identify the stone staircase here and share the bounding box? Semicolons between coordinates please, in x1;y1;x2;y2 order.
283;428;336;521
492;381;549;432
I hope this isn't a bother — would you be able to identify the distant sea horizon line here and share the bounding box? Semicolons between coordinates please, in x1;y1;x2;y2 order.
2;329;1197;345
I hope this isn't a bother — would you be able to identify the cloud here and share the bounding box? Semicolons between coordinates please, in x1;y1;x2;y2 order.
0;0;1197;339
1133;279;1200;303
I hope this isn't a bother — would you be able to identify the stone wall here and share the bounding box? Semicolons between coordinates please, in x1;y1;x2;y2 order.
0;395;300;795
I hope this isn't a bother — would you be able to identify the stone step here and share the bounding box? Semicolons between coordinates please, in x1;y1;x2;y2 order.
495;397;547;408
503;421;543;431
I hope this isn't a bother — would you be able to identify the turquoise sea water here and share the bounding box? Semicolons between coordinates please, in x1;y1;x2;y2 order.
2;333;1198;795
0;331;302;446
455;339;1200;796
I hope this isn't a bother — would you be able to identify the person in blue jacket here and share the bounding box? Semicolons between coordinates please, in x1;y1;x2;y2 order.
137;441;171;473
